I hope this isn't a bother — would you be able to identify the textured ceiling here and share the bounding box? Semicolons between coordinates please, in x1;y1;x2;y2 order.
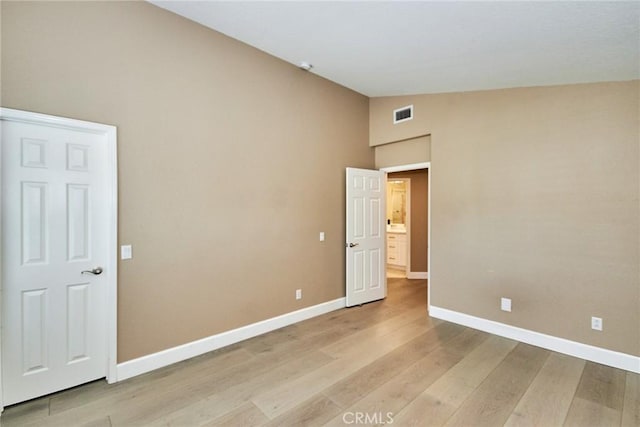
150;1;640;97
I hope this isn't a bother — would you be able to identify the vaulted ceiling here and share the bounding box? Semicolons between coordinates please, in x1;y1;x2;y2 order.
150;1;640;97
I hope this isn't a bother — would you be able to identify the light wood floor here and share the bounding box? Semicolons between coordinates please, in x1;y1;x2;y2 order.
3;279;639;426
386;267;405;279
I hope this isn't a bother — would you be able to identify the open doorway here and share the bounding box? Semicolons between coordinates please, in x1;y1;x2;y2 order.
386;177;410;278
381;164;430;285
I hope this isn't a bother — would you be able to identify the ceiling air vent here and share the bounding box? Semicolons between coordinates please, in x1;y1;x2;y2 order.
393;105;413;124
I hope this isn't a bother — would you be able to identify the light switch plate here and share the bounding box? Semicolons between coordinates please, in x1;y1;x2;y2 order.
319;232;325;241
121;245;132;260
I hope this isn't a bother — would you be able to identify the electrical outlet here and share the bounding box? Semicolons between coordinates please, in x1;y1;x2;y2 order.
501;297;512;312
591;316;603;331
319;232;325;241
296;289;302;300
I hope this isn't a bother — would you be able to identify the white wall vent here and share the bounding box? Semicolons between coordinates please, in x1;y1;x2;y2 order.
393;105;413;124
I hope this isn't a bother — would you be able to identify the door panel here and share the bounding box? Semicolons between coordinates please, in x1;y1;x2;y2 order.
346;167;386;306
67;283;90;363
369;249;382;289
2;118;109;405
22;182;49;264
22;289;48;374
67;184;90;261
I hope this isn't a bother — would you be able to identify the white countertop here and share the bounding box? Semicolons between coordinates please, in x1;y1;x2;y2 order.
386;225;406;234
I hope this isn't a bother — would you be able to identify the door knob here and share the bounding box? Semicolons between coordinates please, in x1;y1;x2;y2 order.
81;267;103;275
348;243;359;248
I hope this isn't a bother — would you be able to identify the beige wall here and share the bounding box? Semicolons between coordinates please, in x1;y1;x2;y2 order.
1;1;373;362
388;170;429;272
375;135;430;168
371;81;640;356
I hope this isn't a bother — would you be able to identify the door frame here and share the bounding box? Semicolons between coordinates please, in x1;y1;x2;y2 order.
0;108;118;412
380;162;430;304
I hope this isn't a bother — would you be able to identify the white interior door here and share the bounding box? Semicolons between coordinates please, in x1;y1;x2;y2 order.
346;167;386;306
1;113;111;405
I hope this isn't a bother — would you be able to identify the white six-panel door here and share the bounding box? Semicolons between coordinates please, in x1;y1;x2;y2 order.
345;168;386;306
1;111;114;406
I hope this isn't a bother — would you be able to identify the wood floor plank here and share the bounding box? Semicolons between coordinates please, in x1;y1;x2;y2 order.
238;302;396;356
252;315;434;419
390;335;518;427
564;396;622;427
437;327;491;359
574;361;627;410
262;394;343;427
78;415;112;427
284;294;396;335
245;303;399;360
384;280;426;306
200;402;269;427
239;323;302;355
321;354;455;427
144;351;334;426
47;380;112;415
323;322;466;408
564;361;628;426
322;329;491;427
435;335;519;389
0;396;50;427
320;305;432;358
622;372;640;427
504;353;585;427
444;343;549;427
292;299;399;337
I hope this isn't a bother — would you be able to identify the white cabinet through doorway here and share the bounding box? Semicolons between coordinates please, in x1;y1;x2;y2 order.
387;232;407;267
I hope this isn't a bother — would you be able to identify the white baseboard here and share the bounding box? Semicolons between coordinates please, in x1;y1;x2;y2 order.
407;271;429;279
429;305;640;374
116;298;346;381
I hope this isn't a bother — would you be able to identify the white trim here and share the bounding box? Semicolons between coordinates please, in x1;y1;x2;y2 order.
407;272;429;279
404;179;411;278
105;126;118;384
427;162;431;296
0;113;3;414
116;297;346;381
0;108;118;404
380;162;429;173
0;108;115;134
429;306;640;373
